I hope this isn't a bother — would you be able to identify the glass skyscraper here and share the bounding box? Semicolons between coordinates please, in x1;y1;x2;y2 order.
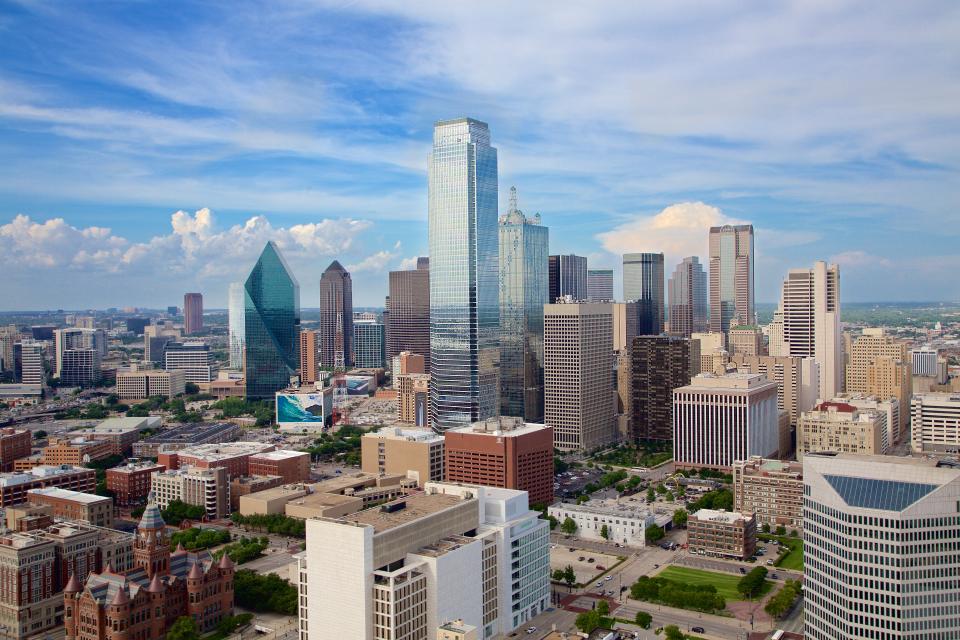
244;241;300;400
428;117;499;430
709;224;755;332
499;186;548;422
623;252;664;335
228;281;245;370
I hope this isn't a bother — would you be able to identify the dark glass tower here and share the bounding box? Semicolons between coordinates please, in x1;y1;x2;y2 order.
623;252;664;335
244;241;300;400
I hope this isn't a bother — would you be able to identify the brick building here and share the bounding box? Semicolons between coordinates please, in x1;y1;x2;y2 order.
157;441;275;479
248;450;310;484
42;438;114;466
106;462;166;507
733;457;803;531
688;509;757;560
65;497;235;640
0;428;32;472
444;417;554;506
0;465;97;507
27;487;114;527
76;417;160;456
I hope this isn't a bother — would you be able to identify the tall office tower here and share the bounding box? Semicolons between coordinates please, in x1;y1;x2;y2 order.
846;328;911;439
727;325;764;356
428;118;499;430
498;187;548;421
19;342;44;387
299;330;318;384
0;326;18;372
53;328;105;386
353;318;386;369
623;252;664;335
544;301;615;451
164;342;218;383
911;347;939;377
244;241;300;400
708;224;754;333
803;453;960;640
673;373;780;470
548;254;587;302
667;256;707;337
587;269;614;301
911;393;960;453
183;292;203;334
386;257;430;370
770;261;842;401
631;335;697;442
728;354;819;426
228;281;245;370
319;261;353;369
298;483;550;640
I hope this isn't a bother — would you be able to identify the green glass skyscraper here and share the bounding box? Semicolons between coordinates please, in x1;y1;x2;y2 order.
244;241;300;400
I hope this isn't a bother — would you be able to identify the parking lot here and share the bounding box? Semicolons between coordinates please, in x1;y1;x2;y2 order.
549;545;621;585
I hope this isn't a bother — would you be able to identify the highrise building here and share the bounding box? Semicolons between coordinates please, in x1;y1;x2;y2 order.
393;351;425;377
548;254;587;302
622;252;664;335
0;326;17;373
733;457;804;531
19;342;43;387
319;261;353;369
386;257;430;370
846;328;911;439
631;335;697;441
802;453;960;640
397;373;431;426
353;318;386;369
228;281;245;370
727;325;764;356
770;261;842;400
708;224;754;333
612;302;639;352
728;354;820;426
910;392;960;454
183;292;203;334
299;330;318;384
498;186;548;421
54;328;105;386
692;331;725;374
360;427;444;485
911;347;940;377
244;241;300;400
164;342;217;383
544;301;615;451
144;322;180;365
586;269;614;301
428;118;499;430
667;256;707;337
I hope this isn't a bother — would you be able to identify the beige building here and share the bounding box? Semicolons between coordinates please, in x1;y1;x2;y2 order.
437;619;478;640
728;354;820;425
151;465;230;520
612;302;638;352
230;475;283;510
797;401;887;460
832;393;900;452
688;509;757;560
239;484;310;516
616;350;632;440
733;457;803;531
0;531;60;639
728;325;764;357
27;487;113;527
544;301;615;451
846;328;912;440
692;332;725;375
361;427;444;485
116;368;186;399
397;373;431;426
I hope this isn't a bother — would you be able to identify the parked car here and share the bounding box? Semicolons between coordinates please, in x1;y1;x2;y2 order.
587;558;595;563
739;567;747;574
596;565;606;571
767;559;775;565
692;627;705;633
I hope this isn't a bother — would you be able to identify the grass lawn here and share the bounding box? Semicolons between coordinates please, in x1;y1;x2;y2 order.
656;566;771;602
759;534;804;571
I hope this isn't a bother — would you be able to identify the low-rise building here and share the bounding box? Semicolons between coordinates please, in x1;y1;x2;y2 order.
0;428;32;472
41;437;114;465
158;441;275;478
27;487;113;527
910;392;960;454
151;466;230;520
239;484;311;516
688;509;757;560
248;450;311;484
117;368;186;399
230;475;284;511
437;619;478;640
797;401;887;460
547;502;657;547
831;393;900;453
131;421;242;457
0;465;97;507
105;461;166;507
77;416;161;455
733;457;803;531
361;427;445;486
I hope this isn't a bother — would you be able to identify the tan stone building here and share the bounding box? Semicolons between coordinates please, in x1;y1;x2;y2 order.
846;328;912;439
42;437;114;465
361;427;444;485
733;457;803;531
797;401;887;460
688;509;757;560
728;353;820;425
397;373;431;426
728;325;764;357
27;487;113;527
116;368;185;400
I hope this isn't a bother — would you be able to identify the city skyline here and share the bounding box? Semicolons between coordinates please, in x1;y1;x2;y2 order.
0;3;957;309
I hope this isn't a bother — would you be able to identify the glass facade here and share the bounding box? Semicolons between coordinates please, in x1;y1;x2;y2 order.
353;320;386;369
709;224;754;332
499;187;548;421
548;254;587;302
428;118;499;429
622;252;664;335
823;475;936;511
244;241;300;400
228;281;245;369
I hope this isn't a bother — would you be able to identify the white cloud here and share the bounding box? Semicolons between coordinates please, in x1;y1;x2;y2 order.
397;256;421;271
347;242;403;273
829;250;893;268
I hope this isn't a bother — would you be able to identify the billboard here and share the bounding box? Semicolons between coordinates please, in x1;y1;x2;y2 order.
276;391;332;431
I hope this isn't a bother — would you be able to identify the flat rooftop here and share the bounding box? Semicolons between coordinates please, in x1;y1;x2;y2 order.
107;461;165;474
0;465;91;487
177;441;275;460
89;417;158;432
138;422;238;444
250;449;308;461
27;487;110;504
246;485;309;501
693;509;752;523
363;427;443;444
288;491;359;508
450;416;550;438
682;372;775;391
334;492;466;534
551;500;653;519
313;472;403;495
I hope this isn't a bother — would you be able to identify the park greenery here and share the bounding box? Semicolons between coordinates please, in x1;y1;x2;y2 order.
629;574;726;613
209;613;254;640
737;567;770;600
575;600;613;634
213;536;269;565
551;565;577;588
234;569;298;615
230;512;307;537
211;397;274;426
592;441;673;469
126;395;203;422
634;611;652;628
159;499;206;525
687;488;734;513
169;527;230;551
167;617;200;640
304;425;364;465
765;579;803;618
760;533;804;570
645;525;665;543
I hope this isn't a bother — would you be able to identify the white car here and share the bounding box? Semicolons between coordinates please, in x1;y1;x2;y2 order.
526;628;537;635
596;582;603;588
604;576;613;581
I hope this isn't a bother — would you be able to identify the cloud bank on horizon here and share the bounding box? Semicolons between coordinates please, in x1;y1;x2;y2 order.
0;1;957;308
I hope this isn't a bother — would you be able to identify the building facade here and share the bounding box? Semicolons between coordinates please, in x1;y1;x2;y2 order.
708;224;754;333
164;342;217;384
547;502;655;547
631;335;696;441
361;427;445;486
117;369;186;400
733;457;803;531
248;450;310;484
228;281;245;370
548;254;587;302
0;466;97;507
299;330;318;385
183;293;203;334
622;252;664;335
845;328;911;440
354;319;386;369
586;269;614;302
27;487;113;527
667;256;707;338
688;509;756;560
796;401;887;460
150;466;230;520
319;261;354;368
0;428;32;472
910;392;960;454
397;373;431;426
387;258;430;370
728;354;820;426
106;462;166;507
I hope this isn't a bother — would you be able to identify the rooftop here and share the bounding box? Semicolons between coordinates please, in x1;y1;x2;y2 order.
90;417;158;432
0;465;91;487
332;492;467;534
249;449;308;461
246;485;309;501
137;422;239;445
683;372;776;391
452;416;551;438
692;509;753;524
550;500;654;519
364;427;443;444
176;441;275;461
27;487;110;504
107;461;165;474
312;472;404;495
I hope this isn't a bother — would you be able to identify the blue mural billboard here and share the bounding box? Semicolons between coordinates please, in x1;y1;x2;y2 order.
275;391;330;429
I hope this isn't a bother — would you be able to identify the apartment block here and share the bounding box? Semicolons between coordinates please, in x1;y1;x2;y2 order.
732;457;803;531
910;392;960;454
0;429;32;472
106;461;166;507
151;465;230;519
797;401;887;460
0;465;97;507
688;509;756;560
117;368;186;399
361;427;445;486
248;450;311;483
27;487;113;527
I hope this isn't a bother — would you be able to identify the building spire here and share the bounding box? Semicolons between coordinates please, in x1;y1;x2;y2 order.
509;186;518;214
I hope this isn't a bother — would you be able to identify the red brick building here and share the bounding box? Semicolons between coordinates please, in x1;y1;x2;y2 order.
0;428;32;472
248;450;310;483
0;465;97;507
158;441;274;479
106;462;166;507
64;497;234;640
444;417;554;506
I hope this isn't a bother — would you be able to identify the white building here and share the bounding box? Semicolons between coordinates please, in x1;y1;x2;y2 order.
150;465;229;519
673;373;780;470
164;341;218;384
116;368;186;399
547;501;656;547
803;453;960;640
19;342;44;387
297;482;550;640
910;393;960;454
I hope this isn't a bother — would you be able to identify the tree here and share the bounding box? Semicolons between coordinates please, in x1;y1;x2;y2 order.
167;617;199;640
574;610;611;634
738;566;768;600
776;524;787;536
655;483;667;495
663;625;685;640
33;430;47;439
552;569;566;582
547;515;558;530
562;565;576;588
600;524;610;540
596;599;610;616
560;517;577;536
234;570;298;615
645;525;664;543
761;522;771;533
646;488;656;502
789;529;798;538
634;611;652;629
665;491;675;501
185;382;200;394
672;509;688;528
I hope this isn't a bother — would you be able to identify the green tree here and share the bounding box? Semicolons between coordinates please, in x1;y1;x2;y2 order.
738;566;768;600
167;617;200;640
655;483;667;495
233;570;298;615
34;430;47;439
646;488;656;502
663;625;685;640
562;565;576;588
574;610;611;634
672;509;688;528
665;490;675;501
560;517;577;536
596;599;610;616
600;524;609;540
645;525;664;543
552;569;566;582
634;611;652;629
185;382;200;394
761;522;771;533
547;515;558;530
776;525;787;536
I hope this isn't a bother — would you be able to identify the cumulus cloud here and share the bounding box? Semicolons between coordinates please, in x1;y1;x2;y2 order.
347;242;403;273
397;256;421;271
596;202;741;259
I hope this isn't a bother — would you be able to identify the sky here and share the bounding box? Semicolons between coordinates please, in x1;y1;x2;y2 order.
0;0;958;310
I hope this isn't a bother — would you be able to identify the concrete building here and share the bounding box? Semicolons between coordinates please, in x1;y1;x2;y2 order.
727;325;764;356
547;502;656;547
544;301;615;452
158;441;275;478
131;422;241;458
708;224;754;333
548;254;587;302
910;392;960;454
802;453;960;640
728;354;820;426
183;292;203;334
673;373;780;470
230;475;283;511
796;401;887;460
0;465;97;507
615;350;632;441
117;368;186;400
0;428;32;472
77;416;160;456
845;328;911;440
911;347;940;377
733;457;803;531
622;252;664;335
54;327;106;386
297;482;550;640
248;449;310;483
106;461;166;507
692;331;725;374
27;487;113;527
396;374;431;426
143;322;181;365
42;437;114;465
239;484;311;516
445;417;554;506
299;329;319;385
354;318;387;369
832;393;900;453
586;269;613;302
18;341;44;387
164;341;218;384
687;509;756;560
611;302;639;353
387;258;431;371
319;260;354;369
151;466;230;520
631;335;697;441
437;619;478;640
667;256;708;338
361;427;445;486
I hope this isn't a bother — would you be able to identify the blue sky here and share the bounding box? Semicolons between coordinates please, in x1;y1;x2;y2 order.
0;1;958;309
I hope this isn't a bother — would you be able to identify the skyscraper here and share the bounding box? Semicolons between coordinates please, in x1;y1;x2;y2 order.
631;335;697;441
318;261;353;369
386;257;430;370
708;224;754;333
498;186;548;421
770;261;842;401
587;269;614;301
667;256;707;337
845;328;911;440
353;318;386;369
183;293;203;334
548;254;587;301
54;328;105;386
428;117;499;430
244;241;300;400
299;330;318;384
228;282;245;370
623;252;664;335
